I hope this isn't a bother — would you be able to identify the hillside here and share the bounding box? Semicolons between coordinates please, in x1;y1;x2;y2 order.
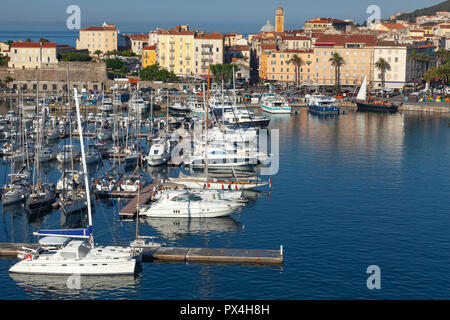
396;0;450;22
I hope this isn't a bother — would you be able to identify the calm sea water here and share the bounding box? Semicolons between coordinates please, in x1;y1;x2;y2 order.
0;107;448;300
0;30;79;47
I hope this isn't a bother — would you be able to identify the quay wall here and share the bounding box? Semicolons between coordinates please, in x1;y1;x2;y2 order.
0;62;108;92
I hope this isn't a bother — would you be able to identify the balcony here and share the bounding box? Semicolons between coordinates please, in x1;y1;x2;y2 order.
170;64;175;68
201;58;209;62
201;43;213;48
169;48;175;53
185;56;191;60
202;51;213;55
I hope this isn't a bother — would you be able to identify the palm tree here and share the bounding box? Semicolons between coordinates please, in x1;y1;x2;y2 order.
423;66;438;91
94;50;103;61
435;48;449;68
4;76;14;89
329;52;345;90
375;57;391;89
287;54;304;87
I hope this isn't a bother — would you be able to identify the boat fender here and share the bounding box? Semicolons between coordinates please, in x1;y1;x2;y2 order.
25;254;32;260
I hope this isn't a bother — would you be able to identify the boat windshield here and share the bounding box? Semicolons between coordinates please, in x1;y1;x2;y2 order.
171;194;203;202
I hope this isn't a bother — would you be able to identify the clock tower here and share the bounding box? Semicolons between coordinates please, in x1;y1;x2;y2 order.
275;3;284;33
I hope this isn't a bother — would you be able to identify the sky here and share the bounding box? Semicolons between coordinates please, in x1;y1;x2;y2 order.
0;0;445;33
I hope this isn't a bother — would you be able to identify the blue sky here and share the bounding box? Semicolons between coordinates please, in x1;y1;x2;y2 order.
0;0;444;33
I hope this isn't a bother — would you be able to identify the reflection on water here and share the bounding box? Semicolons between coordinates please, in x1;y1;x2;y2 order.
142;217;242;241
9;272;142;299
0;105;449;299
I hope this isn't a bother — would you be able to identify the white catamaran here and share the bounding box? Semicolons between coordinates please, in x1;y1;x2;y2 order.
9;88;142;276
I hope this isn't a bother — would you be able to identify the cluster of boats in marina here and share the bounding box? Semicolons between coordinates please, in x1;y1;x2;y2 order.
0;67;403;277
0;78;282;276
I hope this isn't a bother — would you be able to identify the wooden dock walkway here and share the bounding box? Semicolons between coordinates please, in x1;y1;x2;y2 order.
118;181;162;218
0;243;283;265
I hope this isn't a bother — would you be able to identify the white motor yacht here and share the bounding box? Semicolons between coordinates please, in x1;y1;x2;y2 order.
139;190;242;218
260;92;291;114
146;140;170;166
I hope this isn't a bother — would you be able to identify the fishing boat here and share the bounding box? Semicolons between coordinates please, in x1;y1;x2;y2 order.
260;92;291;114
355;76;399;113
306;94;340;115
9;88;142;276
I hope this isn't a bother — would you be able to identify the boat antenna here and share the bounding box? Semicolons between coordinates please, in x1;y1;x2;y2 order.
74;88;94;247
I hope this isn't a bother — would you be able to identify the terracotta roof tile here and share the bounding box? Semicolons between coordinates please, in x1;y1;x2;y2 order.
11;42;57;48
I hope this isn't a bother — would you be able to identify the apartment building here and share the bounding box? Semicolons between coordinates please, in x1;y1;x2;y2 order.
8;42;58;69
313;34;377;87
158;29;195;76
265;49;315;83
374;42;435;88
193;33;223;76
128;34;149;55
142;45;157;68
76;23;118;54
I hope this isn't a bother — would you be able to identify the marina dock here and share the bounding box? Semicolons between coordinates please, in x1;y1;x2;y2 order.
118;181;162;218
0;243;284;265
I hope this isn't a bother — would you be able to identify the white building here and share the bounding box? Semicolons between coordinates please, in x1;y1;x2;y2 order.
373;43;435;89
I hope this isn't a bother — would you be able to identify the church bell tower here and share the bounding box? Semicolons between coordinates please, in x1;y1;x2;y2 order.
275;3;284;33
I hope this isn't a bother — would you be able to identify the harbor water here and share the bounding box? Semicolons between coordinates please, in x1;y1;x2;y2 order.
0;105;448;299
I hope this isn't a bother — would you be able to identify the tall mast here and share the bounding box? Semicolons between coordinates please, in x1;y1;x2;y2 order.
74;88;94;246
204;57;211;184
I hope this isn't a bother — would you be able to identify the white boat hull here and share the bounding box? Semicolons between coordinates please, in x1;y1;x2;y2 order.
9;259;136;275
260;103;292;114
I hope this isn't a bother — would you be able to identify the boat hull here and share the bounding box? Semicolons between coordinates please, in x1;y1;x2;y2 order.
260;103;291;114
9;259;136;275
308;106;340;115
356;102;398;113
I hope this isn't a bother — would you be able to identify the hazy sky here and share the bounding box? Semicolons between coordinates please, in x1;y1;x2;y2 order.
0;0;444;33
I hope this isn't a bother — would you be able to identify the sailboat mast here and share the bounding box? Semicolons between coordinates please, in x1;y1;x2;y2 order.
74;88;94;245
204;57;211;183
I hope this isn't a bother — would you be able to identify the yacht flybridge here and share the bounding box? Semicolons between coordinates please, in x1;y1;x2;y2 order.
9;88;142;276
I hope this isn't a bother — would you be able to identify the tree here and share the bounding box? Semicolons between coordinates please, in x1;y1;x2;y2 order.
435;48;449;68
375;57;391;89
4;76;14;88
39;38;50;43
105;58;124;70
94;50;103;60
211;64;238;84
423;66;438;90
329;52;345;90
121;50;136;57
287;54;304;87
5;40;13;47
140;64;177;81
61;52;91;62
24;38;32;42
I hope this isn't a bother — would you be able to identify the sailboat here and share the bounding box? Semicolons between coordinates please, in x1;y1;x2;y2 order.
355;76;398;112
9;88;142;276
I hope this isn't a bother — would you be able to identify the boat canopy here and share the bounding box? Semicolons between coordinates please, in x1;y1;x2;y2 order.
38;236;71;246
34;226;92;239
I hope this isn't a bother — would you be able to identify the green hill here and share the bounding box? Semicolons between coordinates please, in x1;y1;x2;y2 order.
397;0;450;22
